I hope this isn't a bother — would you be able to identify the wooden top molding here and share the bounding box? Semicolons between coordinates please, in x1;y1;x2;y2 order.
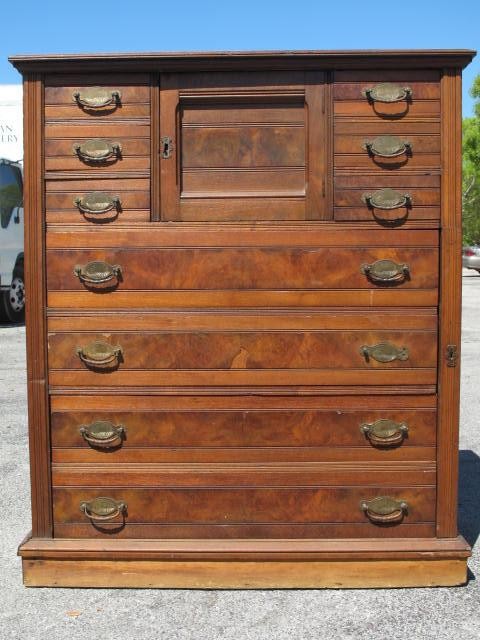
9;49;476;73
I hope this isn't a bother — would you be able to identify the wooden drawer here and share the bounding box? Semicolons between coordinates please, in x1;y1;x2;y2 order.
333;69;440;119
44;74;150;123
334;173;440;222
50;394;437;464
334;149;440;171
46;177;150;224
44;130;150;173
45;226;440;309
44;73;151;102
47;310;437;388
52;485;436;539
46;246;439;292
45;104;150;121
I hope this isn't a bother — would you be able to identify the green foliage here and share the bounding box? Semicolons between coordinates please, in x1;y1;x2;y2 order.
463;76;480;245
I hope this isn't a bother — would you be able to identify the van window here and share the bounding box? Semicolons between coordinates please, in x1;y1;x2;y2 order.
0;163;22;229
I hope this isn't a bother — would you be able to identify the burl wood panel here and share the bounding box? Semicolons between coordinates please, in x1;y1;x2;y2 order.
53;486;435;524
50;394;436;462
48;329;437;370
46;247;439;291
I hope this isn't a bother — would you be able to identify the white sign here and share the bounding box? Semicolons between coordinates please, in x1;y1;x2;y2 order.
0;85;23;161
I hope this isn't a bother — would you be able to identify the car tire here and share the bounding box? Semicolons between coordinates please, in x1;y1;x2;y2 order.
0;263;25;323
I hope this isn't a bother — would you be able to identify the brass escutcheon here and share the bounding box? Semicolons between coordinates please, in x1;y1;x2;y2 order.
360;342;409;363
362;188;413;210
363;135;412;158
73;87;122;110
73;139;122;163
74;261;122;285
360;496;408;524
79;420;126;447
80;497;127;522
76;341;123;368
361;259;410;283
74;192;121;217
362;83;412;103
360;419;409;447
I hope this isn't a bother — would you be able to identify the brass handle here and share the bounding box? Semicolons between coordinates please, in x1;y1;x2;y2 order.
362;83;412;103
360;342;409;363
80;497;127;522
361;259;410;283
76;341;123;368
360;419;409;447
74;261;122;285
73;139;122;163
361;496;408;524
79;420;126;447
363;135;412;158
362;188;413;211
73;87;122;110
74;192;121;217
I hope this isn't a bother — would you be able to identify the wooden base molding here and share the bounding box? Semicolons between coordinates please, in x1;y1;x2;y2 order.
20;536;470;589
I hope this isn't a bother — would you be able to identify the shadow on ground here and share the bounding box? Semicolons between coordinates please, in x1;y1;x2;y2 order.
459;449;480;552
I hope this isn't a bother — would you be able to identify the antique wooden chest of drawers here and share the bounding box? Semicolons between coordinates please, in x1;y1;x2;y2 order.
11;49;475;588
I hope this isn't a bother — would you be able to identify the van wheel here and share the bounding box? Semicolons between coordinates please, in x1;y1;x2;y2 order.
1;265;25;323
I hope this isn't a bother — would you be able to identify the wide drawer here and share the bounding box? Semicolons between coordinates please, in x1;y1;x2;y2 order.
46;226;439;309
52;485;436;539
47;310;437;388
50;394;437;463
47;246;439;291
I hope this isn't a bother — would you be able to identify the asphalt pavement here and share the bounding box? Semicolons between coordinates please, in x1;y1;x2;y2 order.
0;271;479;640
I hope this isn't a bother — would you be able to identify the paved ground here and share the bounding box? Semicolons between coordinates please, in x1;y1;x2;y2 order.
1;272;480;640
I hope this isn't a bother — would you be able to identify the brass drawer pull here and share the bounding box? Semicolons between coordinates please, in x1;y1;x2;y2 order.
74;261;122;285
80;497;127;522
362;83;412;103
361;259;410;283
73;139;122;163
79;420;126;447
361;496;408;524
360;419;409;447
360;342;409;363
362;188;412;210
363;135;412;158
73;87;122;110
74;192;121;217
76;341;123;368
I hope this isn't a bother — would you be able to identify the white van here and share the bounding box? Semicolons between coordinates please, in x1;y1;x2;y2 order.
0;85;24;322
0;158;24;321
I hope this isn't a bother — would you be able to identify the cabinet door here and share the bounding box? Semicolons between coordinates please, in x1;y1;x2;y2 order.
159;71;328;221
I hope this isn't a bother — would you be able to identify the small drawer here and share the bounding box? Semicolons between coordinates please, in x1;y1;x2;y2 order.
44;135;150;173
333;70;440;119
46;177;150;224
334;173;440;223
44;73;151;109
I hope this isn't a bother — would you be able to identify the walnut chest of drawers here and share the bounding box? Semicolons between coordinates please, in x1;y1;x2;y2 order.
10;49;475;588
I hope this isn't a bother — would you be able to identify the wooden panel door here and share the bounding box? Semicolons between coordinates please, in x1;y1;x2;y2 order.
159;71;328;221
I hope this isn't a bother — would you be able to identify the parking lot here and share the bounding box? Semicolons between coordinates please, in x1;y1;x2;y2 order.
0;272;479;640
